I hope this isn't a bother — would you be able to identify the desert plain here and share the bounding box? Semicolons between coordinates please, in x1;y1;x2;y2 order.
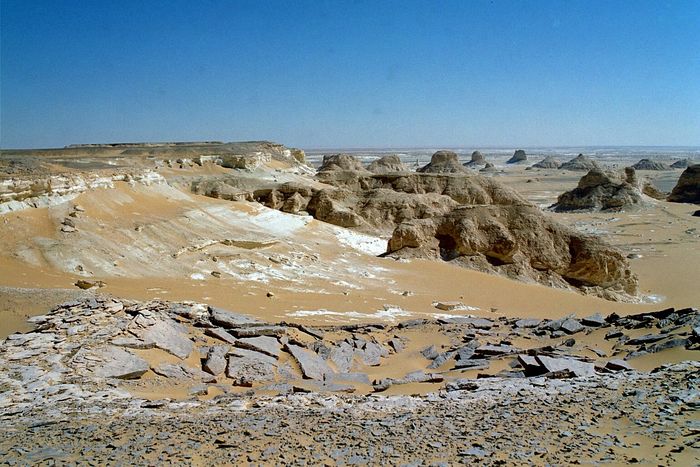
0;142;698;465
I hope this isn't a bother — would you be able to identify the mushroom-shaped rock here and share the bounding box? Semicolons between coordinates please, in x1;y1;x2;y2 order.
418;151;468;174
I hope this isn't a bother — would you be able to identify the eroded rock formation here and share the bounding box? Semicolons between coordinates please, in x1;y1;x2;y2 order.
317;154;368;173
632;159;668;170
507;150;527;164
417;151;468;174
367;155;409;174
552;168;663;212
668;164;700;204
532;156;561;169
559;154;601;171
464;151;487;167
195;155;640;300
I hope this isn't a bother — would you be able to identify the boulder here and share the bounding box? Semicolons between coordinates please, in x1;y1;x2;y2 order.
203;345;229;376
668;164;700;204
366;155;409;173
417;151;468;174
559;154;601;171
507;150;527;164
531;156;561;169
632;159;668;170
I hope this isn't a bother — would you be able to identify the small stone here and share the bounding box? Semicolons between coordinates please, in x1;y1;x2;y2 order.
605;359;633;372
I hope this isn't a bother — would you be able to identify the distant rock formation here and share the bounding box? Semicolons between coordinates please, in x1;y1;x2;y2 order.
531;156;562;169
480;162;498;173
216;167;639;300
552;167;662;212
631;159;668;170
670;159;691;169
417;151;468;174
506;150;527;164
366;155;409;174
317;154;368;173
464;151;487;167
667;164;700;204
559;154;601;171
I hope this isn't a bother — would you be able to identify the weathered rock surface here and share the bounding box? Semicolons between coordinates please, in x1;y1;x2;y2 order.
417;151;468;174
463;151;487;167
631;158;669;170
226;355;276;386
552;168;661;212
203;345;229;376
317;154;368;173
128;315;193;359
506;149;527;164
287;344;334;380
670;158;691;169
386;202;638;299
79;346;150;380
668;164;700;204
366;155;409;173
559;154;601;171
531;155;561;169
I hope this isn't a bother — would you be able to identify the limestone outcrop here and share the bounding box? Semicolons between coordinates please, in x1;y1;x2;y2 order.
317;154;368;173
531;156;561;169
366;155;409;174
631;159;668;170
559;154;601;171
506;150;527;164
386;203;638;300
668;164;700;204
463;151;487;167
417;151;468;174
552;168;662;212
670;159;691;169
226;169;639;300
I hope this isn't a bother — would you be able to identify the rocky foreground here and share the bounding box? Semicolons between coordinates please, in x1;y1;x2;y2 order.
1;297;698;464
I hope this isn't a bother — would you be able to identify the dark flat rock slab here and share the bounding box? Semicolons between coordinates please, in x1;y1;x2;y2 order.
287;344;334;380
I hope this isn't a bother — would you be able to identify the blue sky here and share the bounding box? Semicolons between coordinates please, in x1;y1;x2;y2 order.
1;0;699;148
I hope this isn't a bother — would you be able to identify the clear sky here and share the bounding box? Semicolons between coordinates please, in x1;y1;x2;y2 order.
1;0;699;149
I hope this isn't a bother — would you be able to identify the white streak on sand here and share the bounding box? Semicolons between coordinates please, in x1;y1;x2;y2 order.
331;227;387;256
287;305;412;321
